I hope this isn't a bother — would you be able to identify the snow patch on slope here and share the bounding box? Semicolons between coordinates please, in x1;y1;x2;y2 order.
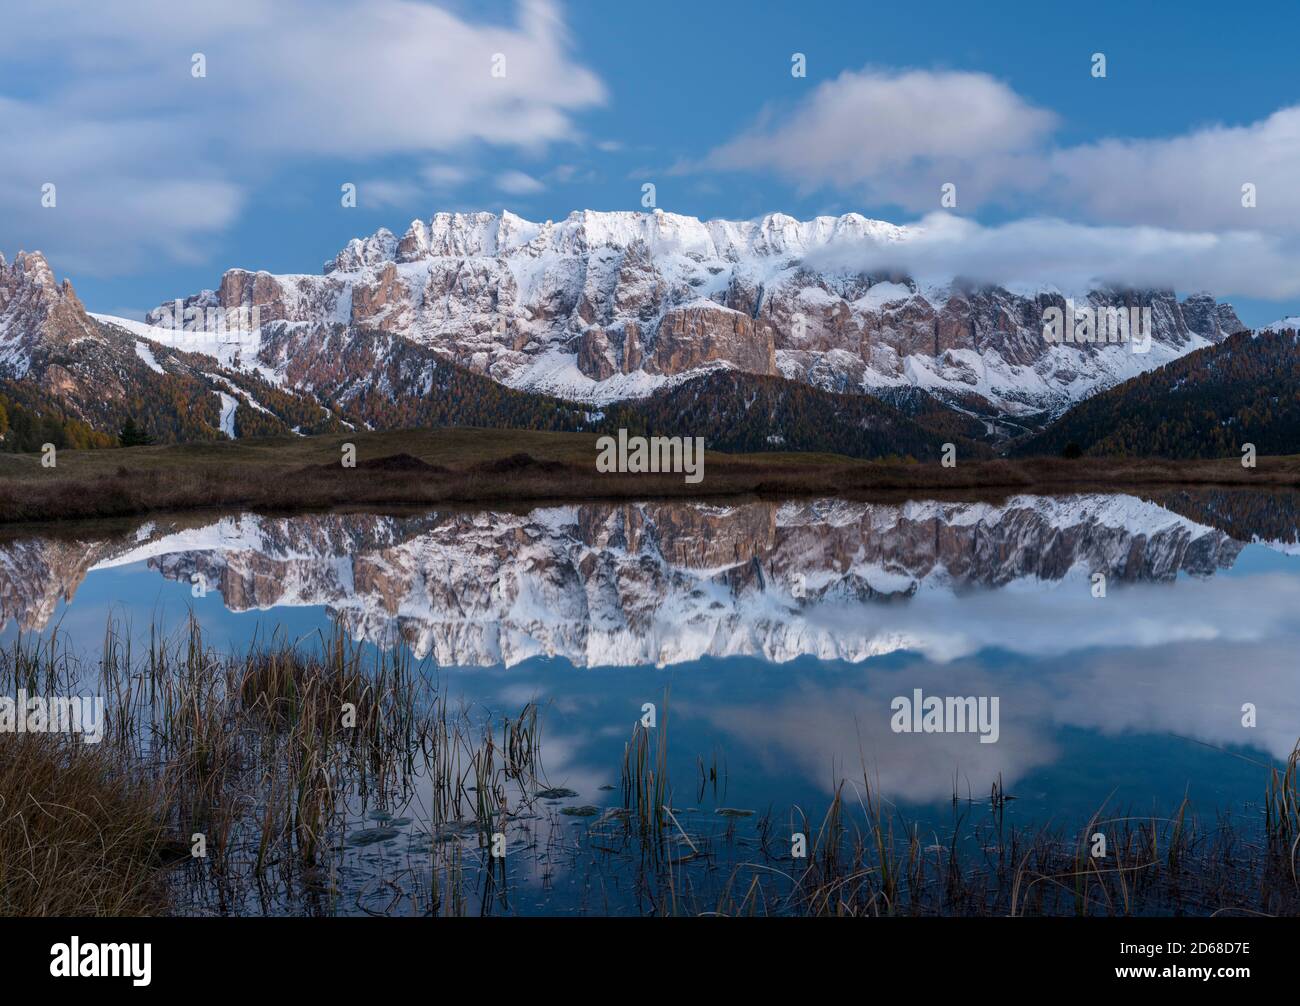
133;341;164;374
94;312;280;386
215;392;237;438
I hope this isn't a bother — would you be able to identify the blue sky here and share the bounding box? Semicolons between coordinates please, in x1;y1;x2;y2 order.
4;0;1300;325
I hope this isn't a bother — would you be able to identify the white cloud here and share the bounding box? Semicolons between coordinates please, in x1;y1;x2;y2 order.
356;178;426;210
495;170;546;195
0;0;604;272
693;67;1300;301
700;68;1056;207
1047;106;1300;234
0;96;246;274
422;164;473;189
702;66;1300;239
358;164;475;212
806;213;1300;300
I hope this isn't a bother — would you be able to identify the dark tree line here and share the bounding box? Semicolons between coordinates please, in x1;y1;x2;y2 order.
0;389;113;451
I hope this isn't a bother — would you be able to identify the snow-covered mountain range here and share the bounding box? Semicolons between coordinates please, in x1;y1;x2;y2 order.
115;209;1246;422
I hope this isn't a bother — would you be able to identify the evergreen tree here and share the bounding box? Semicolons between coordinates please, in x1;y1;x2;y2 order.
118;416;154;447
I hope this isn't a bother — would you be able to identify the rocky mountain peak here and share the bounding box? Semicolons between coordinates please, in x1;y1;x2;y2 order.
1179;290;1246;340
12;250;58;290
2;250;58;310
0;250;104;378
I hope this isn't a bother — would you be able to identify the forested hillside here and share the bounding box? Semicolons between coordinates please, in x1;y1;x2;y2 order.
1018;329;1300;459
603;370;982;461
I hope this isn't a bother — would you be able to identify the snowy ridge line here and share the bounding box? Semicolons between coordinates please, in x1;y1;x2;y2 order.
325;209;915;272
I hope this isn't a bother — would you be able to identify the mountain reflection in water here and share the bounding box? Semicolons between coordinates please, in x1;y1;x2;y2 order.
2;492;1290;667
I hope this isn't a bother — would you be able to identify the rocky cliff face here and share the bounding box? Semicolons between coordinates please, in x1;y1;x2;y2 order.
136;210;1246;419
0;250;218;434
0;251;124;403
0;495;1247;663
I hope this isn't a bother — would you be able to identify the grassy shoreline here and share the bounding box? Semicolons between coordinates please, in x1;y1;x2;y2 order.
2;426;1298;524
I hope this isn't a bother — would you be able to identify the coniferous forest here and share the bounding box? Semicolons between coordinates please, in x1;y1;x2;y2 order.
1017;329;1300;459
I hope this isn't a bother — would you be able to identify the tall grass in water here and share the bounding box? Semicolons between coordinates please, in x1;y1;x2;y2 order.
1266;742;1300;853
621;689;671;852
0;616;541;916
684;764;1300;918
